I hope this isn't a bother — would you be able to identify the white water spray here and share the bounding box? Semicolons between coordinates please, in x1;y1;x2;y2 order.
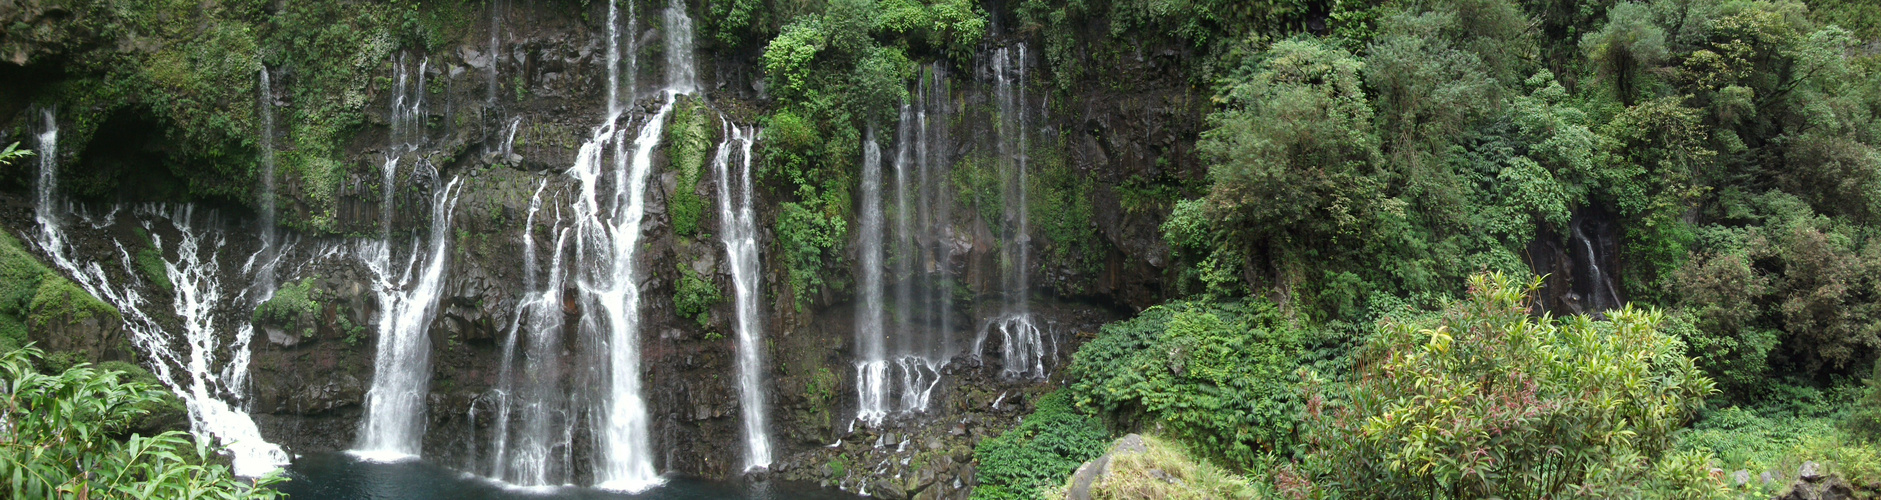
855;127;889;427
713;125;772;470
354;178;465;460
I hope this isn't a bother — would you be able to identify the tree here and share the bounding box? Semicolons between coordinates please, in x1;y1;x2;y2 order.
1303;273;1715;498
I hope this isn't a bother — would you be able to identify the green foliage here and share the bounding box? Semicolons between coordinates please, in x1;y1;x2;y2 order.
1068;299;1304;470
253;278;322;338
29;278;119;331
1029;154;1100;280
136;247;173;293
0;346;284;498
754;0;987;307
0;231;117;353
20;0;481;232
667;98;718;238
971;391;1110;500
673;264;723;328
0;142;32;167
1200;37;1380;246
1302;273;1716;499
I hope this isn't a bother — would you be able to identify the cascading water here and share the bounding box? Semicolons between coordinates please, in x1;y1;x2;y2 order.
570;0;699;489
855;128;890;427
354;54;455;460
29;113;290;475
853;64;957;428
254;67;280;301
34;109;59;244
974;44;1048;380
487;0;503;106
355;178;466;460
663;0;697;94
713;125;772;470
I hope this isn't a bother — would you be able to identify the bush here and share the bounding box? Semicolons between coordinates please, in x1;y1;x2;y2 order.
1066;299;1304;470
1301;272;1715;499
972;391;1110;500
253;278;322;338
0;346;283;498
672;265;723;328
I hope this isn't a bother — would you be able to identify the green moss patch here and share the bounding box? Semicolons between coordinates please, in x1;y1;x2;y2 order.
253;277;323;338
666;97;720;237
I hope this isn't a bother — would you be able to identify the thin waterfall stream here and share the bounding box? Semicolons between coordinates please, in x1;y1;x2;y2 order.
714;124;773;470
855;127;889;427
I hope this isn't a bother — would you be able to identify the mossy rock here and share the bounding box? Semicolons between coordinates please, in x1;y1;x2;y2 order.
673;263;723;328
29;277;121;327
254;278;323;338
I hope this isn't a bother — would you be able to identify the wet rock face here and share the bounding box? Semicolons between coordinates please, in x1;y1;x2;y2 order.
1528;205;1625;317
5;0;1209;493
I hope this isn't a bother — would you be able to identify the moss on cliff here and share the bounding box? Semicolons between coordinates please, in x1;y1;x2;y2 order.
673;263;723;328
254;277;322;338
8;0;480;232
667;97;720;238
0;231;117;355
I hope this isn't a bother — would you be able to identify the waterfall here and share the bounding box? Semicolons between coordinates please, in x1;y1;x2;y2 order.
1571;219;1622;314
663;0;697;94
606;0;622;117
255;67;279;301
34;109;59;244
487;0;502;106
855;128;889;427
852;64;958;426
486;181;577;486
975;44;1046;380
355;178;466;460
579;0;697;489
29;115;290;475
486;181;536;482
922;64;954;368
713;125;772;470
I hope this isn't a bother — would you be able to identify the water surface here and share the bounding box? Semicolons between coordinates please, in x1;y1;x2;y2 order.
280;453;863;500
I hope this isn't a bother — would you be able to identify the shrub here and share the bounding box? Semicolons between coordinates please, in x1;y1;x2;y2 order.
0;346;283;498
1301;272;1715;499
673;265;723;328
1067;299;1304;470
972;391;1110;500
253;278;322;338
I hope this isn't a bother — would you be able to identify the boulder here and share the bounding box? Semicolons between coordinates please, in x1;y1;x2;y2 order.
1066;434;1149;500
1779;462;1855;500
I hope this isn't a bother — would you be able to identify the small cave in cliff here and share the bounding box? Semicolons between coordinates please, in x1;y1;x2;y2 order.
67;108;239;209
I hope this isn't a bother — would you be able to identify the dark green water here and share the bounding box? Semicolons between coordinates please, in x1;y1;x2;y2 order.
279;453;864;500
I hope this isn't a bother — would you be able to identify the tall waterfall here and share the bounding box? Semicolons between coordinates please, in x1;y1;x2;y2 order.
254;67;279;300
29;110;290;477
855;128;890;426
484;181;579;485
355;178;466;460
571;0;698;490
34;109;59;243
853;64;957;428
713;125;771;470
354;53;456;461
976;44;1046;380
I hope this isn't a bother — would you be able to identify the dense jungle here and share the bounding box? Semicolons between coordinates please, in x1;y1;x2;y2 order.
2;0;1881;498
